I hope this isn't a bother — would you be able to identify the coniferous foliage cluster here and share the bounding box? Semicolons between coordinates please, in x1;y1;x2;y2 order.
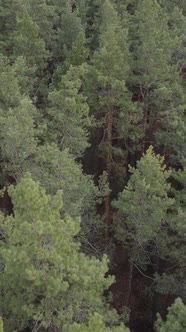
0;1;186;331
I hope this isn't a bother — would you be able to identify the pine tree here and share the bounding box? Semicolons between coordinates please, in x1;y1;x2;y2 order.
63;312;129;332
22;0;56;51
0;97;38;181
0;54;25;110
159;0;186;15
153;168;186;301
128;0;186;164
155;298;186;332
85;0;138;249
48;0;85;62
0;174;115;332
0;53;99;229
0;55;38;181
12;9;46;68
76;0;103;52
62;32;89;74
0;0;18;55
113;147;174;305
48;64;90;157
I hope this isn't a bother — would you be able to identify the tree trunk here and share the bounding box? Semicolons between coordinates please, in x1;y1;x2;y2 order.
152;252;160;321
142;106;148;154
161;293;172;320
125;260;133;307
104;107;112;251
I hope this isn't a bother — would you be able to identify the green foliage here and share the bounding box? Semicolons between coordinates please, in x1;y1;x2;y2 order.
0;55;39;180
0;318;3;332
0;0;50;62
0;0;186;329
48;64;90;156
129;0;186;162
93;0;129;87
12;9;46;68
85;0;140;190
0;0;17;54
154;269;186;298
155;298;186;332
0;54;24;109
63;312;129;332
129;0;174;86
0;97;37;180
0;53;37;102
0;53;96;222
63;32;89;73
29;143;97;218
159;0;186;15
77;0;103;51
113;146;174;266
0;174;114;332
90;0;132;133
173;164;186;211
152;168;186;298
23;0;56;50
49;0;84;59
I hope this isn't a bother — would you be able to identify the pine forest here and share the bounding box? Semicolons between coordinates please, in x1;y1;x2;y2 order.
0;1;186;331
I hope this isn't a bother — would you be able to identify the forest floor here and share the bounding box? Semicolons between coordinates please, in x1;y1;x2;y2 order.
110;245;154;332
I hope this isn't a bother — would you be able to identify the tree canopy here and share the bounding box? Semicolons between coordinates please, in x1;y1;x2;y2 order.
0;0;185;331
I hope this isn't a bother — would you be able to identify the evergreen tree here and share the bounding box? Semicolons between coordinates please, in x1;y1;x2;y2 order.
0;54;25;110
48;0;85;62
159;0;186;15
153;181;186;301
173;163;186;212
12;9;46;68
0;52;100;233
30;143;98;219
0;0;18;55
0;97;38;181
155;298;186;332
64;312;129;332
48;64;90;157
62;32;89;74
0;174;115;332
85;0;139;248
128;0;186;164
22;0;56;51
113;147;174;304
76;0;103;51
0;55;38;181
0;0;185;329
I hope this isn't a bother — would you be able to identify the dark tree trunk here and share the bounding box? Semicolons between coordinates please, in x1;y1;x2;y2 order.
104;107;113;251
125;260;133;307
